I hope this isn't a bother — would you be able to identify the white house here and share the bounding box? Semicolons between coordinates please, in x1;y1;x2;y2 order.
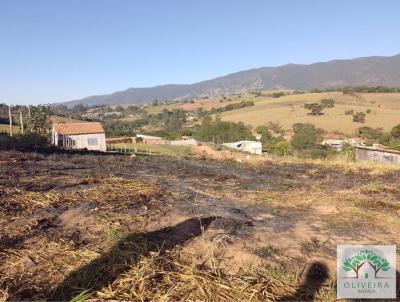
52;122;106;151
222;140;262;155
321;139;346;151
170;138;198;146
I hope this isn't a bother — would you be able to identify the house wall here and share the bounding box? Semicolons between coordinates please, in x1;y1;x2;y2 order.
242;142;262;155
222;141;262;155
52;131;106;151
170;139;198;146
356;147;400;166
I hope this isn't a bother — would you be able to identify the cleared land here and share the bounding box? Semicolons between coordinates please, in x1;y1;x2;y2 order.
0;124;21;134
220;92;400;134
1;151;400;300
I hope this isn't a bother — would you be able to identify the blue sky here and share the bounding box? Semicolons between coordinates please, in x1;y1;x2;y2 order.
1;0;400;105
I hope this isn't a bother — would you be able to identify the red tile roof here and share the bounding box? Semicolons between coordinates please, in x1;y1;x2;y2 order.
53;122;104;135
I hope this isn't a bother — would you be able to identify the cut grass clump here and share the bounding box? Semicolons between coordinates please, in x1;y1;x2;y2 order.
360;183;399;195
254;246;280;258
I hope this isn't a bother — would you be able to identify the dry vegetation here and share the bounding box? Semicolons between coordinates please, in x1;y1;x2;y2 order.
1;151;400;301
220;91;400;134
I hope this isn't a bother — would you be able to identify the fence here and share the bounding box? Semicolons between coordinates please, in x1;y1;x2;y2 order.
106;144;158;155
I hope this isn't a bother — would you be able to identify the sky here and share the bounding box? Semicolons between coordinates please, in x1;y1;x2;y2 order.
1;0;400;105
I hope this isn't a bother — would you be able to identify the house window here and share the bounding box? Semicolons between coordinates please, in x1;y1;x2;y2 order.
88;138;98;146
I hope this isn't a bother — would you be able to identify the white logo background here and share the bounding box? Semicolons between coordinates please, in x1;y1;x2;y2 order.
337;245;396;299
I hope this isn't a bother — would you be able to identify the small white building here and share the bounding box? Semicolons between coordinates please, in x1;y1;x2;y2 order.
170;138;198;146
135;134;166;144
52;122;106;151
321;139;346;151
222;140;262;155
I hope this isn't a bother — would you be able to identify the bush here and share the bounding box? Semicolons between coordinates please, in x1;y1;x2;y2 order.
194;116;253;144
353;112;366;123
391;124;400;139
304;103;325;115
290;123;324;151
270;140;290;156
271;92;286;98
344;109;354;115
321;99;335;108
0;133;48;150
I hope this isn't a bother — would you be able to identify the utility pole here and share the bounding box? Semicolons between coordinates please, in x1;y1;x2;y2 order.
28;105;31;118
20;110;25;134
8;105;13;137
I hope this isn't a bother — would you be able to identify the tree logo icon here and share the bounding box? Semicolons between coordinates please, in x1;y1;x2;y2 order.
343;250;390;278
337;245;396;299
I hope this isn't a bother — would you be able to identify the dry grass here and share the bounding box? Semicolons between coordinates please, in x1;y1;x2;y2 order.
0;228;336;301
220;92;400;134
1;150;400;301
0;124;21;134
110;142;195;157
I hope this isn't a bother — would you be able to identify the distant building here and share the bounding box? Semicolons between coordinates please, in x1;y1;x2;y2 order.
136;134;167;145
52;122;106;151
222;140;262;155
347;137;365;147
321;139;346;151
170;138;198;146
356;146;400;166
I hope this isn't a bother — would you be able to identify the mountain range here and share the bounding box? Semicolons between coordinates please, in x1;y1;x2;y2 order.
60;53;400;107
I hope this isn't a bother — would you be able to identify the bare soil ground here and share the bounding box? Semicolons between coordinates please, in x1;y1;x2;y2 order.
1;151;400;301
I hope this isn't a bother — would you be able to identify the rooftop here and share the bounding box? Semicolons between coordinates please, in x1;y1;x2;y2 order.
53;122;105;135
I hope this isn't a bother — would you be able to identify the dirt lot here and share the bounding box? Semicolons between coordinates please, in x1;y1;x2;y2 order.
1;151;400;301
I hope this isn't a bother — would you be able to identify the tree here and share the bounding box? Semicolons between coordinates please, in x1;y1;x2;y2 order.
291;123;324;150
353;112;366;123
343;250;390;278
357;127;390;145
194;116;253;144
271;140;289;156
304;103;325;115
266;121;285;136
321;99;335;108
255;125;271;136
72;104;85;113
391;124;400;139
27;105;50;133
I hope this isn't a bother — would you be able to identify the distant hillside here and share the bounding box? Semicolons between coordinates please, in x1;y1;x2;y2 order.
60;53;400;107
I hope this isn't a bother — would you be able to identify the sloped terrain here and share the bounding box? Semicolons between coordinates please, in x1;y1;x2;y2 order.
221;91;400;133
61;53;400;107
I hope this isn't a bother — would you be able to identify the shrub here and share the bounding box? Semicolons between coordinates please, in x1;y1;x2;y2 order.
0;133;48;150
321;99;335;108
391;124;400;139
194;116;253;144
290;123;324;151
352;112;366;123
304;103;325;115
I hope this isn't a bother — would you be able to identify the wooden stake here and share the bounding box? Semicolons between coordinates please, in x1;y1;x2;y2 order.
20;111;25;134
8;105;13;137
